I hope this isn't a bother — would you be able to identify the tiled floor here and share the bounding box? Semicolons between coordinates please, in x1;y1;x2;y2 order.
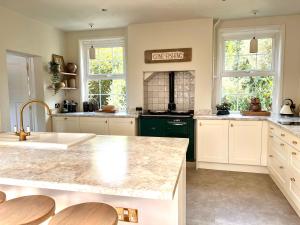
187;168;300;225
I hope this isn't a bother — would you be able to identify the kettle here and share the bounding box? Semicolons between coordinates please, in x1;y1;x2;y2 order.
280;99;295;116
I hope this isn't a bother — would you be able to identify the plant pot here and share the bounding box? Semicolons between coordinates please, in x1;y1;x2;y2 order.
217;109;230;115
66;63;78;73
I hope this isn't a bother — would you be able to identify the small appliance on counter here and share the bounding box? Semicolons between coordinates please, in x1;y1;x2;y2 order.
62;100;77;113
280;98;296;116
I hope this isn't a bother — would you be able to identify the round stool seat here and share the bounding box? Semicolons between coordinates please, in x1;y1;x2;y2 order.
0;191;6;203
0;195;55;225
49;202;118;225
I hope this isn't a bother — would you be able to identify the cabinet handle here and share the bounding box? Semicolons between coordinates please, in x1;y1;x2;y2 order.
230;124;234;127
269;135;273;138
130;121;133;125
105;120;108;124
199;122;201;126
270;127;274;130
279;166;284;169
269;155;273;158
281;133;285;137
280;143;285;147
290;178;296;182
292;141;298;145
292;152;297;155
64;117;68;120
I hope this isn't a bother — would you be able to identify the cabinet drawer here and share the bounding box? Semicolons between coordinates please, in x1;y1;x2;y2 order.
288;145;300;175
274;127;289;143
288;171;300;210
269;149;288;188
286;134;300;152
269;135;288;161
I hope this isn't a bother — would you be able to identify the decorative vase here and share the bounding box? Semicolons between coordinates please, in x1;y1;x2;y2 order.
66;63;78;73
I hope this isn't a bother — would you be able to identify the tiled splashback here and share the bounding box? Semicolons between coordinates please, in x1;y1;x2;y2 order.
144;71;195;111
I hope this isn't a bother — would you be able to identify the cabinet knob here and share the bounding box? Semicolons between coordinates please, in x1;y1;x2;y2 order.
270;127;274;130
292;140;298;145
279;166;284;169
130;121;133;125
280;143;285;147
269;135;273;138
105;120;108;124
230;124;234;127
64;117;68;120
281;133;285;137
292;152;297;156
290;178;296;182
199;122;201;126
269;155;273;158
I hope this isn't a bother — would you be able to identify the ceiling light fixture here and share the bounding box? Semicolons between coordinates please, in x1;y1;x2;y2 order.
89;23;96;60
250;10;258;54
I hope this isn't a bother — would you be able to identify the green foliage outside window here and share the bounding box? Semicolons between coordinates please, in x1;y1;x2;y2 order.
222;38;274;112
87;47;126;111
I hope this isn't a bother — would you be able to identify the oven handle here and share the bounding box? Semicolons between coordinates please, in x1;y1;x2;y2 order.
167;121;187;126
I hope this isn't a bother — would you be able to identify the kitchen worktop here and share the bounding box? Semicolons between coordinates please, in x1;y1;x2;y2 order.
0;135;188;200
52;111;138;118
195;113;300;138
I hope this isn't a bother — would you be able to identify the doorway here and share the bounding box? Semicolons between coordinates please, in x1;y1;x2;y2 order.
6;52;38;132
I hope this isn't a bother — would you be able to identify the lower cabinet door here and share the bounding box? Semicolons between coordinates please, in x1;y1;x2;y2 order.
288;171;300;210
79;117;109;135
139;118;165;137
229;121;262;165
109;118;136;136
197;120;229;163
52;117;80;133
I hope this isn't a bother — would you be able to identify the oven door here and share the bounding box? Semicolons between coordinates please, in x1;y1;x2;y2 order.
165;119;188;138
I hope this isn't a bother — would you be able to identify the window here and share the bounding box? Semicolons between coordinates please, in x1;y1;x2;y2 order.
216;27;283;112
81;38;127;111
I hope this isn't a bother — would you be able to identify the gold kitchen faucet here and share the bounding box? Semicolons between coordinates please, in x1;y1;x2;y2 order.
15;100;52;141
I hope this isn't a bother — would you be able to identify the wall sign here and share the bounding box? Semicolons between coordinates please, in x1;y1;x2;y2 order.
144;48;192;64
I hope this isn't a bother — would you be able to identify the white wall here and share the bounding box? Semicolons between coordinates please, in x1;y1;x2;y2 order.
64;28;127;110
0;6;66;131
127;19;213;112
64;19;213;112
218;15;300;110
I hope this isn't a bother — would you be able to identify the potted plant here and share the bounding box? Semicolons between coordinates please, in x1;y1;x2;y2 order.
216;102;232;115
49;61;64;94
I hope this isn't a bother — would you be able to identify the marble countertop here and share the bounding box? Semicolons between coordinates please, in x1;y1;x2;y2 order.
194;114;269;121
52;112;138;118
0;135;188;200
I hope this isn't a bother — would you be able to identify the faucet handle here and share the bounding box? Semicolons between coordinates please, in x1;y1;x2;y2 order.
26;126;31;136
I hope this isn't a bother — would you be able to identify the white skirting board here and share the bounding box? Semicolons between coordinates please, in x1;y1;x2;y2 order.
196;161;269;174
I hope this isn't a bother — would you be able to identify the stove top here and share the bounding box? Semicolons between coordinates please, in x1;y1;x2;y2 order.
140;110;194;117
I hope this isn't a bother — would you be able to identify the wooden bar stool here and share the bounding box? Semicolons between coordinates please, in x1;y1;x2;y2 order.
0;195;55;225
0;191;6;203
49;202;118;225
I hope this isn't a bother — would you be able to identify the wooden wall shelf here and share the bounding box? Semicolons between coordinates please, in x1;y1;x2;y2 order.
60;72;77;76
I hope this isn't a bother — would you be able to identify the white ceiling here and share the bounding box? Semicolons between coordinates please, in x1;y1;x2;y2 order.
0;0;300;31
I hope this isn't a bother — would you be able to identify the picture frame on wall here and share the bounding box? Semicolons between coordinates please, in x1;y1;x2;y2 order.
52;54;65;72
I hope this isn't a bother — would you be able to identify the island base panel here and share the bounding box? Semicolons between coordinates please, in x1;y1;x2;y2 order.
0;162;186;225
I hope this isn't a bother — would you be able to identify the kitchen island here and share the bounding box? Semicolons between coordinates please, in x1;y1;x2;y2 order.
0;135;188;225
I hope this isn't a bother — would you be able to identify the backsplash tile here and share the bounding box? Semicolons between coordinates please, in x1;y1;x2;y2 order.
144;71;195;111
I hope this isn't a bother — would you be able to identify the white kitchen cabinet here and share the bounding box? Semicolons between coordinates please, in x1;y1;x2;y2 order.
197;120;229;163
108;118;136;136
79;117;109;135
229;121;262;165
52;117;80;133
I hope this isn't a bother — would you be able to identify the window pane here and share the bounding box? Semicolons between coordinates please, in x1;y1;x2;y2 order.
87;79;126;111
224;38;273;72
88;46;124;75
222;76;273;112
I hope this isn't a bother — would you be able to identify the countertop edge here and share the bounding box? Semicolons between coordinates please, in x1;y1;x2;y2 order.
51;112;138;118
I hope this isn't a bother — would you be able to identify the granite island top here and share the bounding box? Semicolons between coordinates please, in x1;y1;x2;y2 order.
194;113;300;138
52;112;138;118
0;135;188;200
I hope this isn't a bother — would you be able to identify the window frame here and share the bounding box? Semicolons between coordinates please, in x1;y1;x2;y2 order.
80;37;127;110
215;25;285;113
